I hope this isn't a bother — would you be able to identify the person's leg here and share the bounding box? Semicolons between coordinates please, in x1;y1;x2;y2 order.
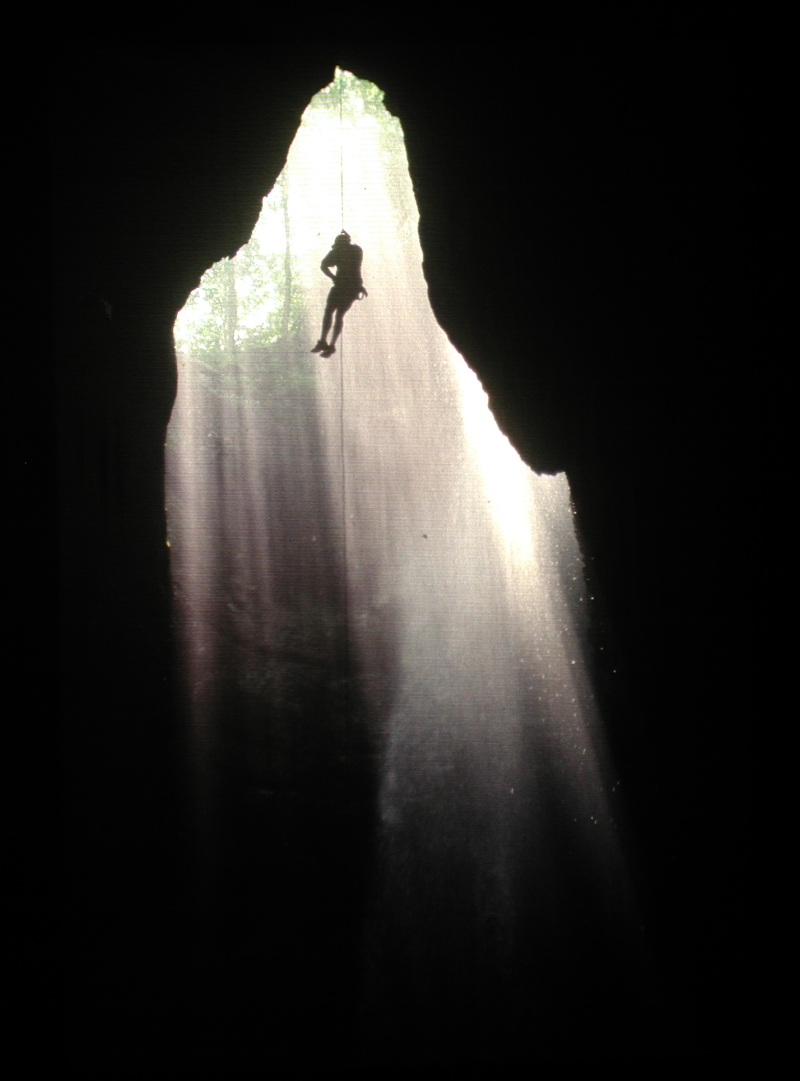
312;292;336;351
330;307;344;346
329;295;356;349
321;297;335;341
319;294;354;356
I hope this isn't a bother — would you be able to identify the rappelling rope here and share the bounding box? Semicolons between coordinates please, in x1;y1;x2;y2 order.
339;72;345;234
338;71;351;783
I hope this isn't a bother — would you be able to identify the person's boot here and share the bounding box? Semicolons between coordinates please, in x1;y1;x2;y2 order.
320;344;336;358
311;339;327;353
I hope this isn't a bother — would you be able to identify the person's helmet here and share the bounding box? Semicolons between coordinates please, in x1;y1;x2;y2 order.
334;230;351;246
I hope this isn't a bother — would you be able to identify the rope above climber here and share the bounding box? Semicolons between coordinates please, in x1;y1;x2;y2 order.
311;231;367;358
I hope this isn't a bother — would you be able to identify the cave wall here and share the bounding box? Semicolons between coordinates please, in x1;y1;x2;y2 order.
54;44;743;1062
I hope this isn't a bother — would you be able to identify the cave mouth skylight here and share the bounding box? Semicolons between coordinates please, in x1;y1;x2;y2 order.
166;68;635;1022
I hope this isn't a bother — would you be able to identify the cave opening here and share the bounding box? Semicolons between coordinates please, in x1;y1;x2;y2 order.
166;68;649;1059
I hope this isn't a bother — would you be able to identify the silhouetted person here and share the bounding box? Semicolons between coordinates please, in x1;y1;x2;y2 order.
311;231;367;358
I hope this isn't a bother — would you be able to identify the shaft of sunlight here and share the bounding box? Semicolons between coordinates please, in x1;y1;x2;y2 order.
167;68;639;1031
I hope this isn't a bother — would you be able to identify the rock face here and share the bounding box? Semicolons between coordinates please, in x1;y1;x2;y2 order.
54;46;742;1063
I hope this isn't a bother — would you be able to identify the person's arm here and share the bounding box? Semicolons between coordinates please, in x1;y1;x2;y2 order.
320;249;337;282
352;245;367;296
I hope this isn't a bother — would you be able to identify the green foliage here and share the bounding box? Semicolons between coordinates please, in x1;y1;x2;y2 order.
175;237;304;360
309;68;405;166
172;67;405;414
310;68;388;119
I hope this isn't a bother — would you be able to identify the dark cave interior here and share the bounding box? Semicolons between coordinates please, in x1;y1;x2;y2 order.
52;44;745;1063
